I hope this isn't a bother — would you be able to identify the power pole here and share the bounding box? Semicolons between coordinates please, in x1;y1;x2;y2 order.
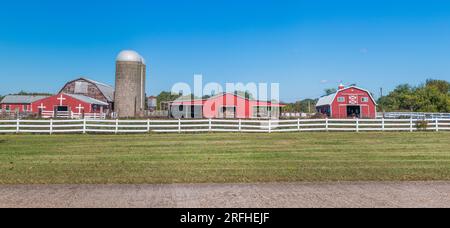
380;87;384;117
308;100;311;113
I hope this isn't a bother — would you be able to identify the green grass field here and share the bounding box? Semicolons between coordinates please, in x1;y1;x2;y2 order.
0;132;449;184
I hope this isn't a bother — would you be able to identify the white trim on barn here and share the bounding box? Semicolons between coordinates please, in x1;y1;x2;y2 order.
316;86;378;108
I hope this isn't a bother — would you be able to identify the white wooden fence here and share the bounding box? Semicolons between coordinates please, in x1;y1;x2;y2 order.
378;112;450;119
1;118;450;134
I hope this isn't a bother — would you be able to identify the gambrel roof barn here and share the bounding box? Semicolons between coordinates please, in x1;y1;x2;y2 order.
316;84;377;119
59;78;114;104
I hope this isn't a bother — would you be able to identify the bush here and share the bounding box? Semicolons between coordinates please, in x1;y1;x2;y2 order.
415;120;428;131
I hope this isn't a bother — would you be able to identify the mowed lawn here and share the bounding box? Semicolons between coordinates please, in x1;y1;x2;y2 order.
0;132;449;184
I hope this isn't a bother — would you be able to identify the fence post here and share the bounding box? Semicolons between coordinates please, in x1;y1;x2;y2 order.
209;119;212;132
325;118;329;132
147;119;150;132
382;118;385;131
356;118;359;133
436;118;439;132
410;118;413;132
115;119;119;134
83;118;86;134
268;119;272;133
16;118;20;134
178;119;181;133
49;119;53;135
298;118;301;132
239;119;242;132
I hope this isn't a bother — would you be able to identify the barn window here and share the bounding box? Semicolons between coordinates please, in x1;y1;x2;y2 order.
5;105;10;111
23;105;28;112
361;97;369;102
337;97;345;102
74;81;88;94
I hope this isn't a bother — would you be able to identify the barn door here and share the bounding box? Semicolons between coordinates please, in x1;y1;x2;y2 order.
347;106;361;118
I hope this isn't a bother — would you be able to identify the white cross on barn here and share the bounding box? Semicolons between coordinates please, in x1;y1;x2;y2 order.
38;103;46;110
57;94;66;106
76;104;84;114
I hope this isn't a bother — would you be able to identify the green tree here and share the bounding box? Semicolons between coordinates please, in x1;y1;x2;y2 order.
324;88;337;96
282;99;318;113
156;91;182;110
234;90;254;100
378;79;450;113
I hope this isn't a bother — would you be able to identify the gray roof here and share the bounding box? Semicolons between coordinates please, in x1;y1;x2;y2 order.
65;93;109;106
316;93;336;107
81;78;115;102
0;95;49;104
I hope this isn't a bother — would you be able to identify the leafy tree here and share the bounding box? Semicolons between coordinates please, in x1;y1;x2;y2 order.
156;91;182;110
378;79;450;113
234;90;254;100
282;99;318;113
324;88;337;96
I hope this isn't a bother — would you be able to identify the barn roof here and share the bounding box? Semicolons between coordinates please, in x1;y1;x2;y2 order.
316;86;377;107
316;93;335;107
60;77;115;102
81;78;114;102
0;95;50;104
64;93;109;106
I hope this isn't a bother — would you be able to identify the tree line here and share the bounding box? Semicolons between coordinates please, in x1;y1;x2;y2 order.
378;79;450;113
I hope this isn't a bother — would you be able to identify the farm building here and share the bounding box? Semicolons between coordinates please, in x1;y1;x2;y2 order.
59;77;114;113
316;84;377;119
0;95;49;113
30;93;109;118
169;93;285;119
147;96;157;111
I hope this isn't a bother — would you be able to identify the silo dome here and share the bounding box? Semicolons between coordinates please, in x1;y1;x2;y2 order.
116;50;145;64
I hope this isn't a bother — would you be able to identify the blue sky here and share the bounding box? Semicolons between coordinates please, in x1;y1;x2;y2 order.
0;0;449;102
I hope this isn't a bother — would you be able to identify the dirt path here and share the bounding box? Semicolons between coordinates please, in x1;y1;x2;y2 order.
1;182;449;208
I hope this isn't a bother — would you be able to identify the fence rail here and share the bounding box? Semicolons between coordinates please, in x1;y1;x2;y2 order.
1;118;449;134
378;112;450;119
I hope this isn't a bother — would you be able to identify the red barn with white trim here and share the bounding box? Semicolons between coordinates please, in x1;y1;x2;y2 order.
316;85;377;119
30;93;109;117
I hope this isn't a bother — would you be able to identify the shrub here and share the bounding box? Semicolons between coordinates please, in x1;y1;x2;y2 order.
415;120;428;131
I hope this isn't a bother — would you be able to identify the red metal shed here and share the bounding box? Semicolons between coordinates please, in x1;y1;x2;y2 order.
0;95;49;113
170;93;285;119
316;85;377;119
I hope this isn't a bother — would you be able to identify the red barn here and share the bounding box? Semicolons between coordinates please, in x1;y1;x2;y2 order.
169;93;285;119
316;85;377;119
30;93;109;118
59;77;114;113
0;95;49;113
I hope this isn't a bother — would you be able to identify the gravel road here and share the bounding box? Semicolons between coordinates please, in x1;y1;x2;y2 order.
1;182;449;208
